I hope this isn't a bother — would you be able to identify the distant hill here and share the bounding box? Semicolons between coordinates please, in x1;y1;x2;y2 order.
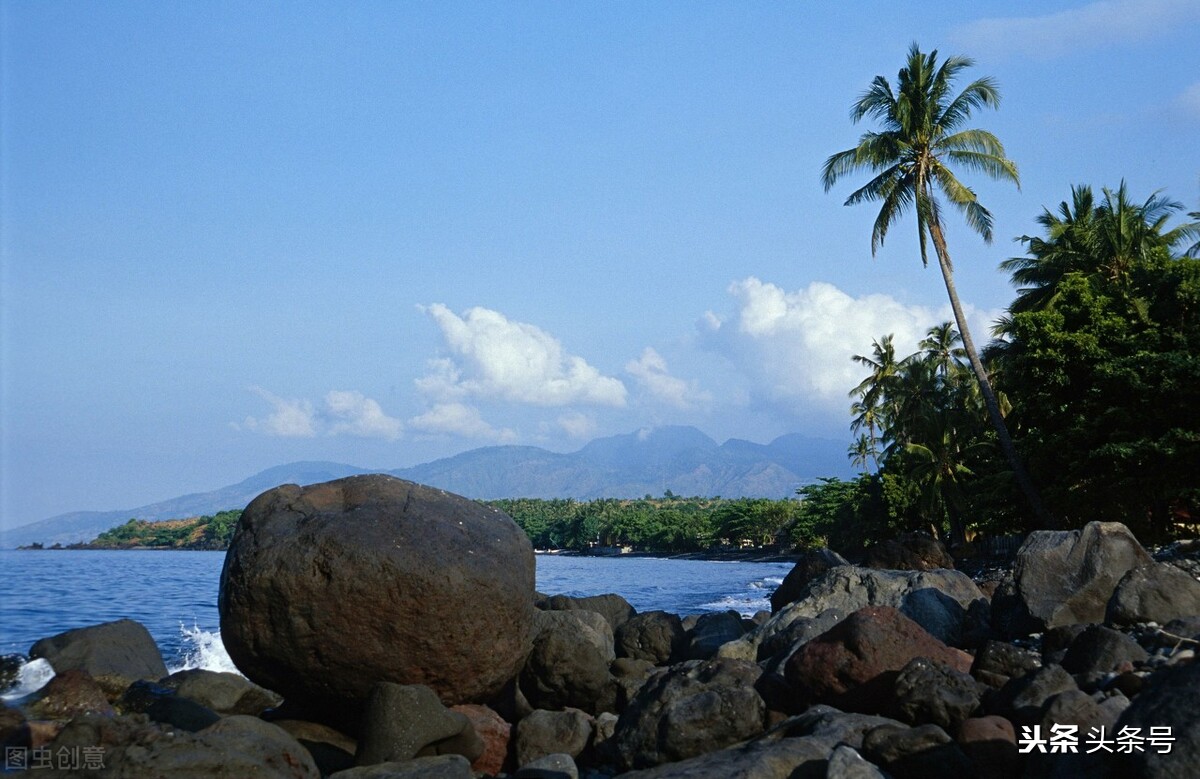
1;426;852;548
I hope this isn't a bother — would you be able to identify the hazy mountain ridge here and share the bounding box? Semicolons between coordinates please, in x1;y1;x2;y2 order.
2;427;851;548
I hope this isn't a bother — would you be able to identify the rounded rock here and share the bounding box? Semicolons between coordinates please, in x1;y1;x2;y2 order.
219;475;536;713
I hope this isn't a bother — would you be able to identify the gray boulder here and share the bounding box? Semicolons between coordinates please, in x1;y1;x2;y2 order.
219;475;535;717
1113;660;1200;778
1060;624;1148;676
724;566;989;660
543;593;636;633
770;548;849;613
45;713;320;778
827;744;887;779
514;708;593;766
1011;521;1152;632
514;752;579;779
1106;562;1200;626
355;683;482;766
29;618;167;682
615;735;831;779
615;611;686;665
330;755;473;779
160;668;282;715
989;665;1078;726
683;610;745;660
610;657;766;770
520;610;618;715
861;723;972;779
892;657;982;733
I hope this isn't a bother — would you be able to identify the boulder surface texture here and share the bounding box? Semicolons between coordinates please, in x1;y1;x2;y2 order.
219;474;536;714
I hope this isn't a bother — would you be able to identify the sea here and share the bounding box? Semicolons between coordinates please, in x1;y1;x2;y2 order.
0;549;790;700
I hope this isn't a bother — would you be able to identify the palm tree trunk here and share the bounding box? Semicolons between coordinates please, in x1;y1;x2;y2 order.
927;219;1058;530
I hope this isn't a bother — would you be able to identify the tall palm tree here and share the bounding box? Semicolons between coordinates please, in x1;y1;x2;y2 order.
849;335;899;474
822;42;1053;528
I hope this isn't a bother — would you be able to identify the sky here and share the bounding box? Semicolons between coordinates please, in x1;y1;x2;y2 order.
2;1;1198;528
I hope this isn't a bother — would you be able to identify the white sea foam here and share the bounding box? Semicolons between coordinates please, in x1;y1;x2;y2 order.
169;623;241;676
1;658;55;701
699;594;771;616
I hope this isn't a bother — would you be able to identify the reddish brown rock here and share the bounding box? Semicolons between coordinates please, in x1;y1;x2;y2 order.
957;716;1018;779
219;475;536;718
452;704;511;775
26;670;115;720
783;606;971;714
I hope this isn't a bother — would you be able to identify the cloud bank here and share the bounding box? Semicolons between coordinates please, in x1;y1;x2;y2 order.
950;0;1200;60
702;277;998;412
243;387;403;440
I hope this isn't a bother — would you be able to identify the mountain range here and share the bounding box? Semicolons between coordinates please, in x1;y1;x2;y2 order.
1;426;853;548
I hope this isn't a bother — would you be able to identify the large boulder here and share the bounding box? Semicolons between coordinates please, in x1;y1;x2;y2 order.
864;533;954;572
1106;562;1200;626
783;606;972;715
29;619;167;682
727;566;989;660
610;658;766;771
615;611;686;665
769;548;849;613
219;475;536;715
520;610;618;715
543;594;636;633
1011;521;1152;631
43;713;320;778
1113;660;1200;778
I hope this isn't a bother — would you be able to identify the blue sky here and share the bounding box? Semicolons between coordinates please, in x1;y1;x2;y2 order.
2;1;1198;527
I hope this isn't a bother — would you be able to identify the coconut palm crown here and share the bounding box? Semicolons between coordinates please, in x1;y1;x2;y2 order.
823;43;1054;529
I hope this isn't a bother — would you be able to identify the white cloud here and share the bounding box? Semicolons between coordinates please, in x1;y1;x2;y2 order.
703;277;998;410
556;411;597;439
243;387;402;440
243;387;317;438
324;390;403;440
418;303;627;407
408;402;517;442
1175;82;1200;118
625;347;711;410
950;0;1200;60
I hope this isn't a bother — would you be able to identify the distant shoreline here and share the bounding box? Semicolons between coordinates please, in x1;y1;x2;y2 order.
16;545;801;563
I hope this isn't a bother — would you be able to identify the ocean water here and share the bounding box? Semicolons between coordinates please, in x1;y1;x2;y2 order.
0;550;789;698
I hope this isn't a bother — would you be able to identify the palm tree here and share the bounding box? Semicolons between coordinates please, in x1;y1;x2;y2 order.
822;42;1052;528
849;335;900;473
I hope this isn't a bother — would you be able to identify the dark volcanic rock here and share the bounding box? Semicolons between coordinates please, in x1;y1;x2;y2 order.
783;606;972;714
520;610;618;715
683;610;746;660
514;708;592;766
29;618;167;682
25;669;114;720
0;654;22;694
615;611;686;665
770;548;849;613
969;640;1041;690
543;593;636;633
1011;521;1152;632
219;475;535;715
615;734;831;779
1060;624;1148;676
1113;660;1200;778
1106;562;1200;627
862;723;972;779
355;683;482;766
160;668;282;716
891;657;982;732
118;680;221;732
865;533;955;572
610;657;766;771
989;664;1078;726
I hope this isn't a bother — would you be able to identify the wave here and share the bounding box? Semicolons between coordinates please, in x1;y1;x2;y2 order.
168;622;240;676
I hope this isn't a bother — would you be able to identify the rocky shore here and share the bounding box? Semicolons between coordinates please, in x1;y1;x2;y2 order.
3;474;1200;778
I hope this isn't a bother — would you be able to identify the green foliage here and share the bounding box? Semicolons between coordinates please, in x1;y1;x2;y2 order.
487;495;813;553
89;510;242;549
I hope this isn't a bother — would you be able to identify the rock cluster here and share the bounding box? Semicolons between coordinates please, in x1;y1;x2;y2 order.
4;476;1199;779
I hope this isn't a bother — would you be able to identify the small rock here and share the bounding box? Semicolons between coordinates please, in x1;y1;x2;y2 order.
615;611;686;665
29;619;167;682
25;669;114;720
1060;624;1149;676
515;752;579;779
892;657;982;732
862;723;973;779
826;743;887;779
